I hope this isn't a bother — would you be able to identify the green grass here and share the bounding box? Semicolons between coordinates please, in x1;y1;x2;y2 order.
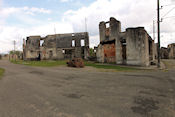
11;60;67;67
162;59;175;69
84;61;139;71
11;60;139;71
0;68;5;78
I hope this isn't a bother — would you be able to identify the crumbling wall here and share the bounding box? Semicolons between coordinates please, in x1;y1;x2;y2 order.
147;35;156;62
116;32;126;64
109;17;121;40
23;32;89;61
96;44;104;63
98;17;121;63
168;44;175;59
103;42;116;63
98;17;154;66
40;47;64;60
24;36;41;60
99;22;106;42
126;27;149;66
160;47;169;59
151;40;156;61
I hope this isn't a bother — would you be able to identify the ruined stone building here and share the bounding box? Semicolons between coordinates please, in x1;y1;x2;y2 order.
23;32;89;60
160;43;175;59
160;47;169;59
96;17;155;66
168;43;175;59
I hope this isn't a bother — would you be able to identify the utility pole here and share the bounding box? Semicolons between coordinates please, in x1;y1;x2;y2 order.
54;24;56;35
13;40;16;61
153;20;155;40
157;0;161;68
54;25;57;49
85;17;87;32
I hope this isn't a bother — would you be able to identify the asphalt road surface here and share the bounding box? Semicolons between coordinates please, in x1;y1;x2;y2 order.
0;60;175;117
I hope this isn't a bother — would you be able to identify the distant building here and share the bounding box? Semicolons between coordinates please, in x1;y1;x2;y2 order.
159;43;175;59
160;47;169;59
168;43;175;59
23;32;90;61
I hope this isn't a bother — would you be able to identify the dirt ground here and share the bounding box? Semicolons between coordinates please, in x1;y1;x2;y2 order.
0;60;175;117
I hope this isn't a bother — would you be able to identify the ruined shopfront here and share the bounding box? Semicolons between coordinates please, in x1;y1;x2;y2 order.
23;32;89;60
96;17;155;66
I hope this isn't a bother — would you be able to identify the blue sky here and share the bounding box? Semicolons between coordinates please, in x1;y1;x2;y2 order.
2;0;94;26
3;0;94;10
0;0;175;53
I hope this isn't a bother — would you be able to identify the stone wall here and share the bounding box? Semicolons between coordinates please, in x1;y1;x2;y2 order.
23;32;89;61
103;42;116;63
168;43;175;59
160;47;169;59
96;44;104;63
126;27;149;66
97;17;155;66
24;36;41;60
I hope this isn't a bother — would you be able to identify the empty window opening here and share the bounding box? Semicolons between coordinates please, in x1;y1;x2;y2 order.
149;40;153;60
121;39;127;64
49;50;53;58
106;23;110;28
81;40;85;47
65;50;72;54
40;40;44;46
62;50;65;54
72;40;75;47
72;34;75;37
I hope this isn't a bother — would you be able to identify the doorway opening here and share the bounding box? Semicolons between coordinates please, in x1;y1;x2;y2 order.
121;39;127;64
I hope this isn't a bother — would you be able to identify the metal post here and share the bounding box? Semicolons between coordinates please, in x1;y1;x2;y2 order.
85;18;87;32
153;20;155;40
14;40;16;61
157;0;161;68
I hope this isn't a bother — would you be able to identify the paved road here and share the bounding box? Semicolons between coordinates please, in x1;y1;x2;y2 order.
0;60;175;117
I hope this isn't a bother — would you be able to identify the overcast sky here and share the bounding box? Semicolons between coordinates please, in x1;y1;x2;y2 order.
0;0;175;53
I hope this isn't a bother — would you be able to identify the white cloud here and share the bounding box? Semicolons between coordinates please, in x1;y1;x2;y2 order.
0;6;51;19
60;0;70;2
0;21;73;53
63;0;175;48
25;7;51;15
0;0;175;53
0;6;52;28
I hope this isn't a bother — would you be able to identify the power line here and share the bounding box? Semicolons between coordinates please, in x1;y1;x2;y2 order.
85;17;87;32
153;20;156;40
163;15;175;19
162;7;175;18
161;3;175;7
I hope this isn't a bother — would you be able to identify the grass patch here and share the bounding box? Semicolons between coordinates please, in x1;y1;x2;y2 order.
0;68;5;78
84;61;139;71
162;59;175;69
11;60;67;67
11;60;139;71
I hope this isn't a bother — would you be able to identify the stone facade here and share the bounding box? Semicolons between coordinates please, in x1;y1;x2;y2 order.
159;43;175;59
23;32;89;60
168;43;175;59
160;47;169;59
97;17;155;66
